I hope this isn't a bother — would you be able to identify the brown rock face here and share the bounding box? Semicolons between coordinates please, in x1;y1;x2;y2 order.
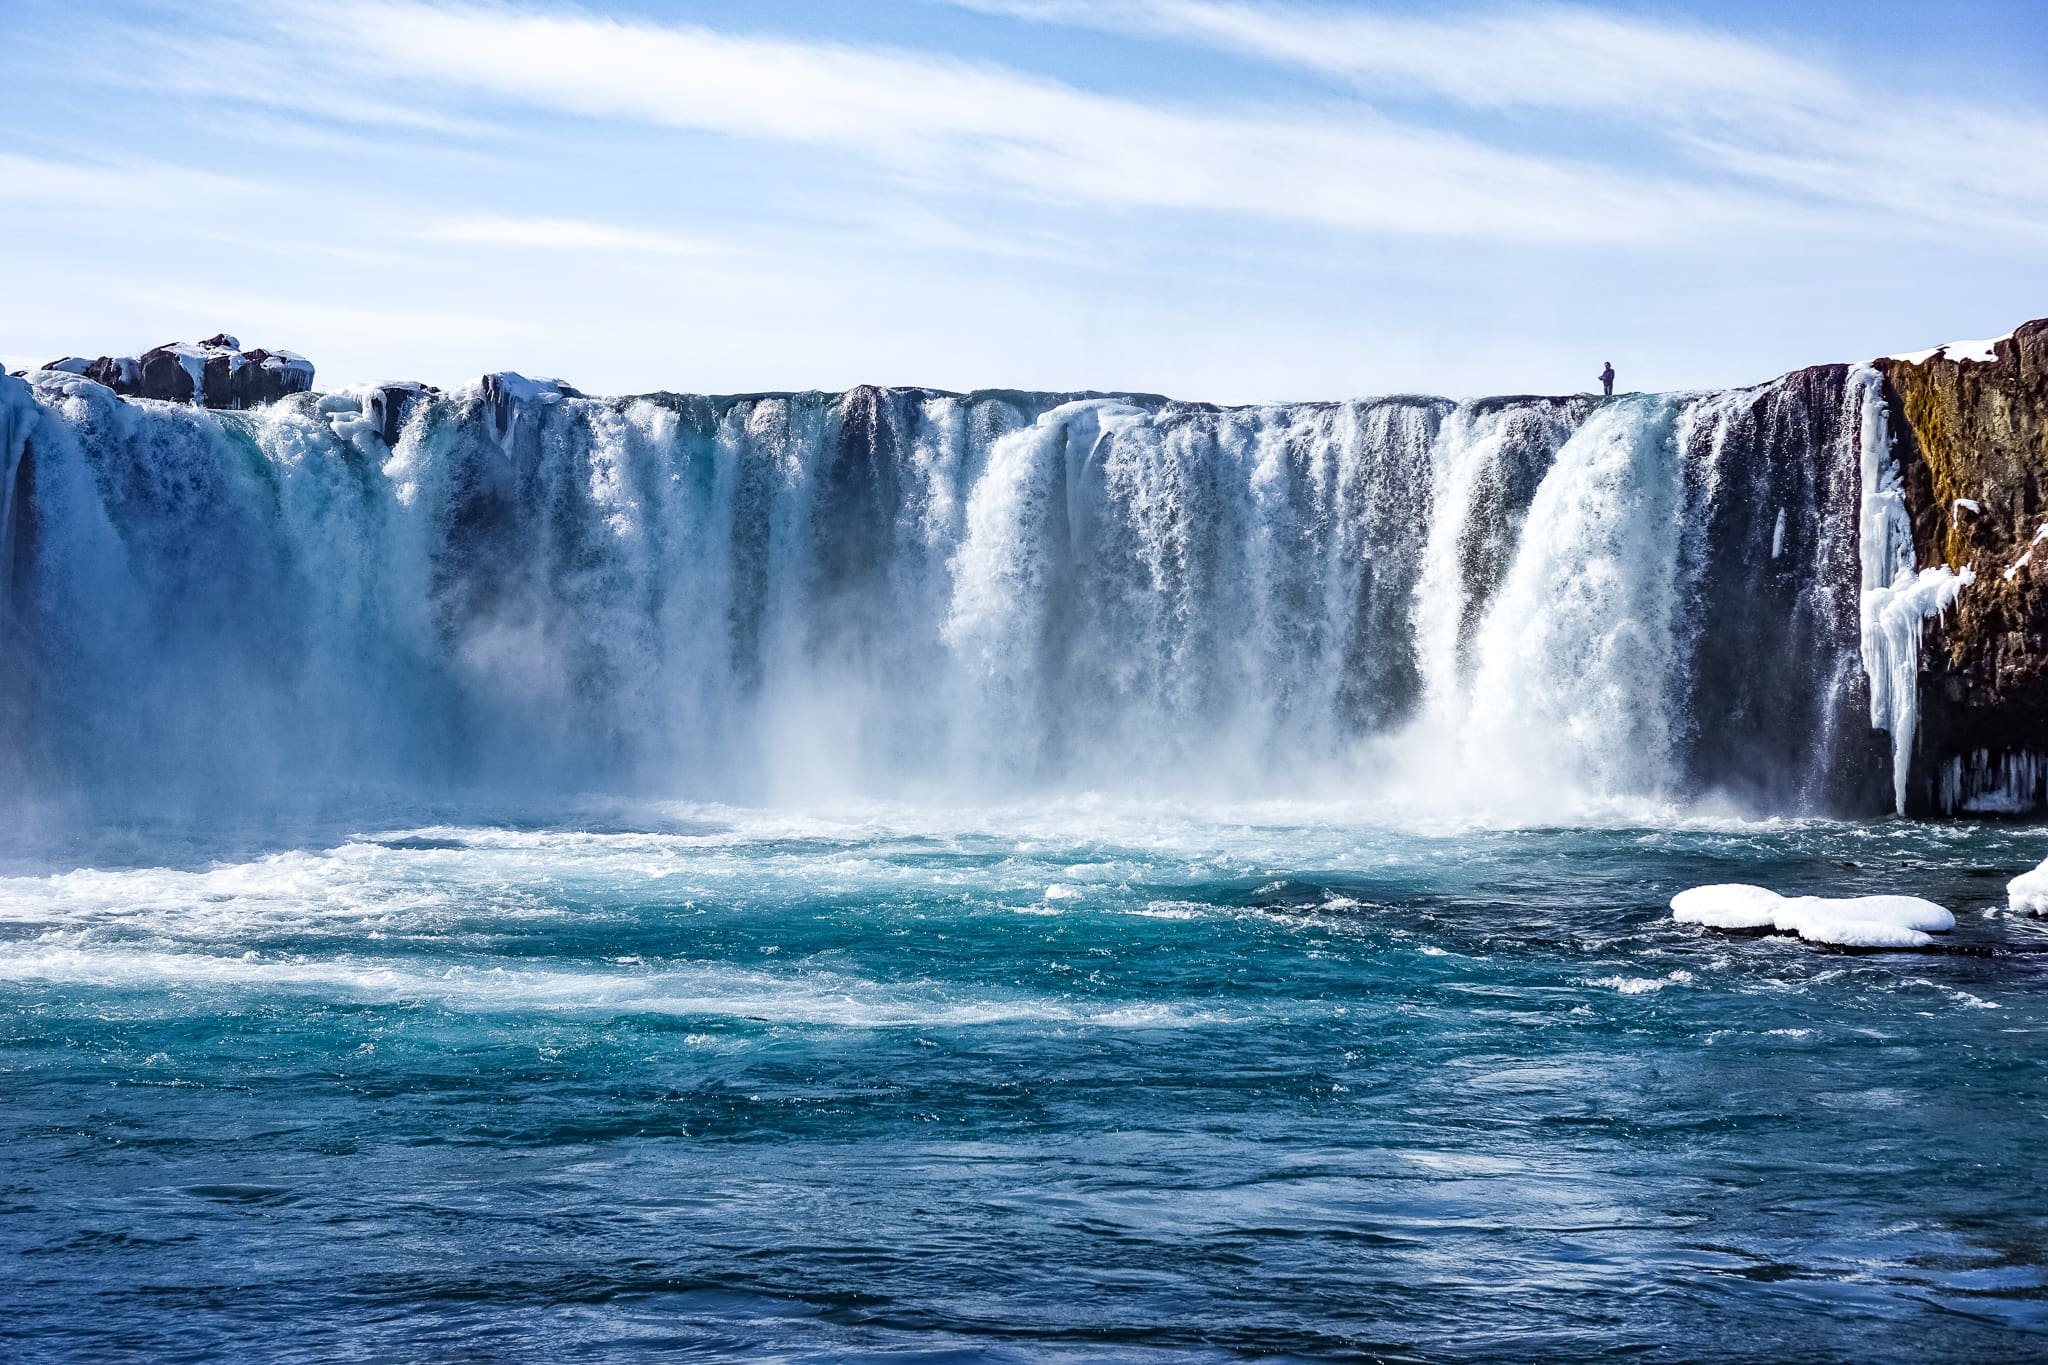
1876;320;2048;815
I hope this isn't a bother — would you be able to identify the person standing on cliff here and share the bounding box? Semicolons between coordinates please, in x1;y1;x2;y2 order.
1600;361;1615;397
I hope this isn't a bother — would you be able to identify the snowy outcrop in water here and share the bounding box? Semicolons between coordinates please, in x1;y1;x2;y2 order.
1671;883;1954;948
2010;859;2048;916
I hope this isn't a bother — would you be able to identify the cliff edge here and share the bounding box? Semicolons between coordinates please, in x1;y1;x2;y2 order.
1878;319;2048;815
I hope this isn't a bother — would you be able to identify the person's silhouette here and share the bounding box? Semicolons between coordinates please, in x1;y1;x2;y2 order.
1600;362;1615;397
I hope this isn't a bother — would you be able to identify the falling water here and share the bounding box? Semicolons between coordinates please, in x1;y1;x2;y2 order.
0;363;1893;819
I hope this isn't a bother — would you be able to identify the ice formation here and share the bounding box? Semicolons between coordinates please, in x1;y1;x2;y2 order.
1672;883;1955;948
1854;365;1972;814
1939;750;2048;814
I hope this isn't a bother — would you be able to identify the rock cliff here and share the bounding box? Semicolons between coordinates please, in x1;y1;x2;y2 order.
1878;320;2048;815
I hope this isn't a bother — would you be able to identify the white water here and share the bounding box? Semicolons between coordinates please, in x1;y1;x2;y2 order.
0;364;1889;822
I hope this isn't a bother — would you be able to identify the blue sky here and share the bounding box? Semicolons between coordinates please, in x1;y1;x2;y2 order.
3;0;2045;401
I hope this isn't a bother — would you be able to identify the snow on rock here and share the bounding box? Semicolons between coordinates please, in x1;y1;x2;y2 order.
2004;525;2048;582
318;381;440;454
478;371;577;406
1953;498;1981;515
2010;859;2048;917
50;336;316;408
1886;333;2014;366
477;372;582;451
1672;883;1955;948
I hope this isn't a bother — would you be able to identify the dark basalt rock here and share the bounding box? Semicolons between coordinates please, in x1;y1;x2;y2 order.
57;337;315;409
1684;363;1893;815
369;381;439;448
1878;320;2048;815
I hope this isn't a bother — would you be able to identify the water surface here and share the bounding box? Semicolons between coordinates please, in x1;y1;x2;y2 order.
4;805;2045;1361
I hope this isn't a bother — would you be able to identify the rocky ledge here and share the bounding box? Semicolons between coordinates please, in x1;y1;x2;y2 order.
39;334;314;409
1878;319;2048;815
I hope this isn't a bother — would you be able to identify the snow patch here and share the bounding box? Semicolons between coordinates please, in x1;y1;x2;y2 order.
261;349;314;380
24;369;114;404
1672;883;1954;948
1886;332;2012;366
474;371;572;406
1953;498;1981;515
161;341;213;404
2006;525;2048;582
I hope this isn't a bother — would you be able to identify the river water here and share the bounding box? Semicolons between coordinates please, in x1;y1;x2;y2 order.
4;803;2044;1361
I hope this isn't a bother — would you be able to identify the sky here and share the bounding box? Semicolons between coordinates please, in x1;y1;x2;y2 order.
2;0;2046;402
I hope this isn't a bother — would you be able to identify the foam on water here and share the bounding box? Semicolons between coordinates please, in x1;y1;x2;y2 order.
0;944;1234;1028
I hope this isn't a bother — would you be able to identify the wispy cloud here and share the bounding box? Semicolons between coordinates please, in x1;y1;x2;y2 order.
948;0;2048;237
6;0;2040;400
948;0;1819;112
0;152;254;208
227;0;1765;245
421;214;736;257
121;282;549;352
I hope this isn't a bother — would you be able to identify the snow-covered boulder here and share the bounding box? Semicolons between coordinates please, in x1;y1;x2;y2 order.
52;335;315;409
478;372;581;447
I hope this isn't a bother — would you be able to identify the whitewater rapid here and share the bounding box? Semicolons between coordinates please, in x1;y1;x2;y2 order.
0;364;1895;821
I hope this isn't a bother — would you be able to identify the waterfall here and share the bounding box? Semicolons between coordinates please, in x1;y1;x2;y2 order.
0;364;1892;819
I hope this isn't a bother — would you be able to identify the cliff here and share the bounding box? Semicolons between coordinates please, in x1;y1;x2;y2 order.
1878;320;2048;815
